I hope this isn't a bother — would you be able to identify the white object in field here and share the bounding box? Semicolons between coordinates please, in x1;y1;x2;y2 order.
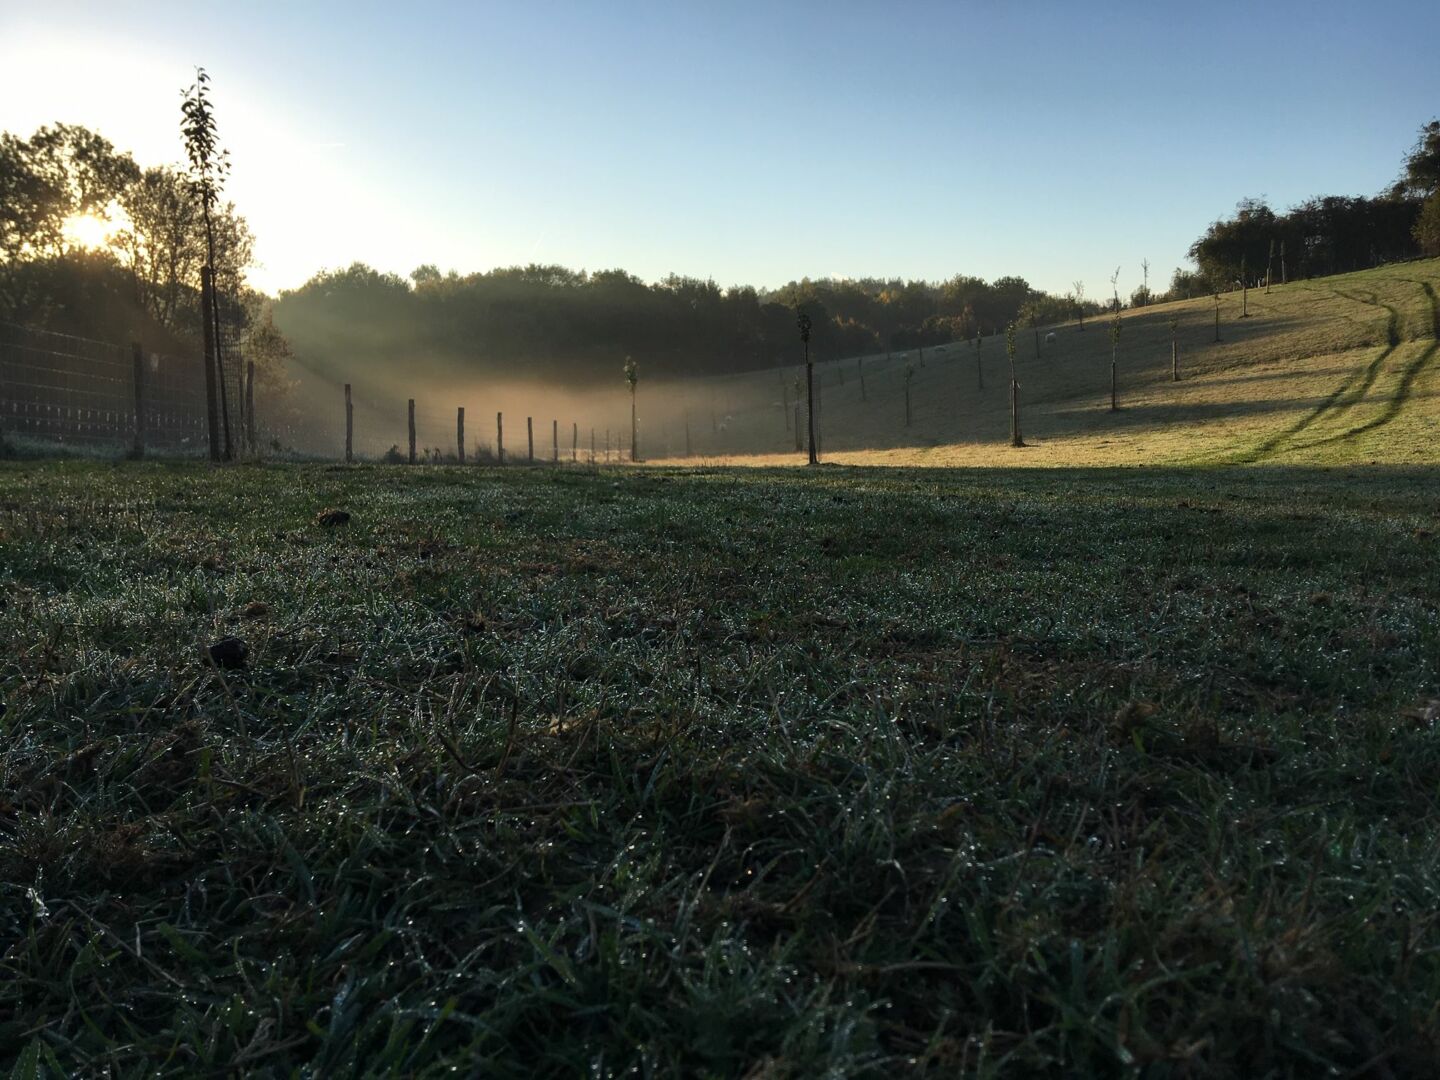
1045;332;1056;344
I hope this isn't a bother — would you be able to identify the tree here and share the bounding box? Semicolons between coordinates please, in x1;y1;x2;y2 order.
1072;280;1086;330
624;356;638;461
115;165;253;333
1109;309;1122;411
1169;313;1180;382
0;124;139;319
181;67;233;461
797;308;816;465
1417;191;1440;256
1392;120;1440;199
1005;321;1023;447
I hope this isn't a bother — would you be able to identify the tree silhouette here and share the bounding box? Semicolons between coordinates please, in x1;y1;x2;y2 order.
1109;309;1122;411
1169;313;1180;382
1005;321;1023;447
798;308;816;465
180;67;233;461
624;356;638;462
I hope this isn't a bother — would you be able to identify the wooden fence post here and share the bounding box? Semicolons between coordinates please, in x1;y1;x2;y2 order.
590;427;595;464
131;342;145;457
496;411;504;464
344;383;354;463
527;417;534;463
457;406;466;464
552;419;558;463
572;421;577;462
245;360;256;454
605;429;610;462
408;399;416;463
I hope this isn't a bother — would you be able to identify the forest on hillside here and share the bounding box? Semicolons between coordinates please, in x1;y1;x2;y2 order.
3;119;1437;388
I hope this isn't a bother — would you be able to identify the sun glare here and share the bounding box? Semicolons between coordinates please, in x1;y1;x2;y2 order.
62;211;116;251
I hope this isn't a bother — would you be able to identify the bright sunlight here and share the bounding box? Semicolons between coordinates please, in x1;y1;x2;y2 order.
60;209;121;250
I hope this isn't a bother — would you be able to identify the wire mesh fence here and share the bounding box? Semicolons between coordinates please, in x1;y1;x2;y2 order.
1;314;926;464
0;316;250;454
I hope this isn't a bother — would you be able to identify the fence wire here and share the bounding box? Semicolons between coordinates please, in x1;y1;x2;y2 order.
0;316;249;454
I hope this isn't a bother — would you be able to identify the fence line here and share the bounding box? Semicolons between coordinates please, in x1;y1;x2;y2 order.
4;317;942;464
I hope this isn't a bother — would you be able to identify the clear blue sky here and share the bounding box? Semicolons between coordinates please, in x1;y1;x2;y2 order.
2;0;1437;298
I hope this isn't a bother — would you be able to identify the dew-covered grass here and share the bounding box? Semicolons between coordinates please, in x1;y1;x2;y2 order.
2;459;1439;1076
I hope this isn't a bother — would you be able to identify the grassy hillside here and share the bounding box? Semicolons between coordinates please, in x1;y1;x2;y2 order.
2;459;1439;1075
650;258;1440;468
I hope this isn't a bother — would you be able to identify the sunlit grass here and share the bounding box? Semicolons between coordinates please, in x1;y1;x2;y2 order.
650;258;1440;470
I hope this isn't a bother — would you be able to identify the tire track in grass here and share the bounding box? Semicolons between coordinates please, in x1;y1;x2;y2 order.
1232;290;1401;463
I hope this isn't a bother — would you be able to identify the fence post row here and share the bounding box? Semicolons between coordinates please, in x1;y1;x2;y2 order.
457;407;465;464
344;383;354;463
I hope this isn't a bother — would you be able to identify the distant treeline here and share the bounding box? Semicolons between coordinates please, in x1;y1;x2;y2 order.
271;264;1103;385
0;124;289;381
3;118;1437;390
1178;121;1440;295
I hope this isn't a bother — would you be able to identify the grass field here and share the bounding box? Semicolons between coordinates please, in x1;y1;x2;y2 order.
2;455;1439;1076
648;258;1440;469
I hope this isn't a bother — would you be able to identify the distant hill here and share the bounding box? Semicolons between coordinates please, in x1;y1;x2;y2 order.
638;258;1440;469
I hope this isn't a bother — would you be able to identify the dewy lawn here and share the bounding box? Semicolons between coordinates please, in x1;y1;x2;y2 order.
1;459;1438;1076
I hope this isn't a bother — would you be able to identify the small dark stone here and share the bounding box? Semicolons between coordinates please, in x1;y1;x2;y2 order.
316;508;351;527
208;637;249;670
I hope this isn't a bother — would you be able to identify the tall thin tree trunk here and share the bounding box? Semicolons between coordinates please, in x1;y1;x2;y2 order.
202;201;232;460
200;266;220;461
1010;379;1023;447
